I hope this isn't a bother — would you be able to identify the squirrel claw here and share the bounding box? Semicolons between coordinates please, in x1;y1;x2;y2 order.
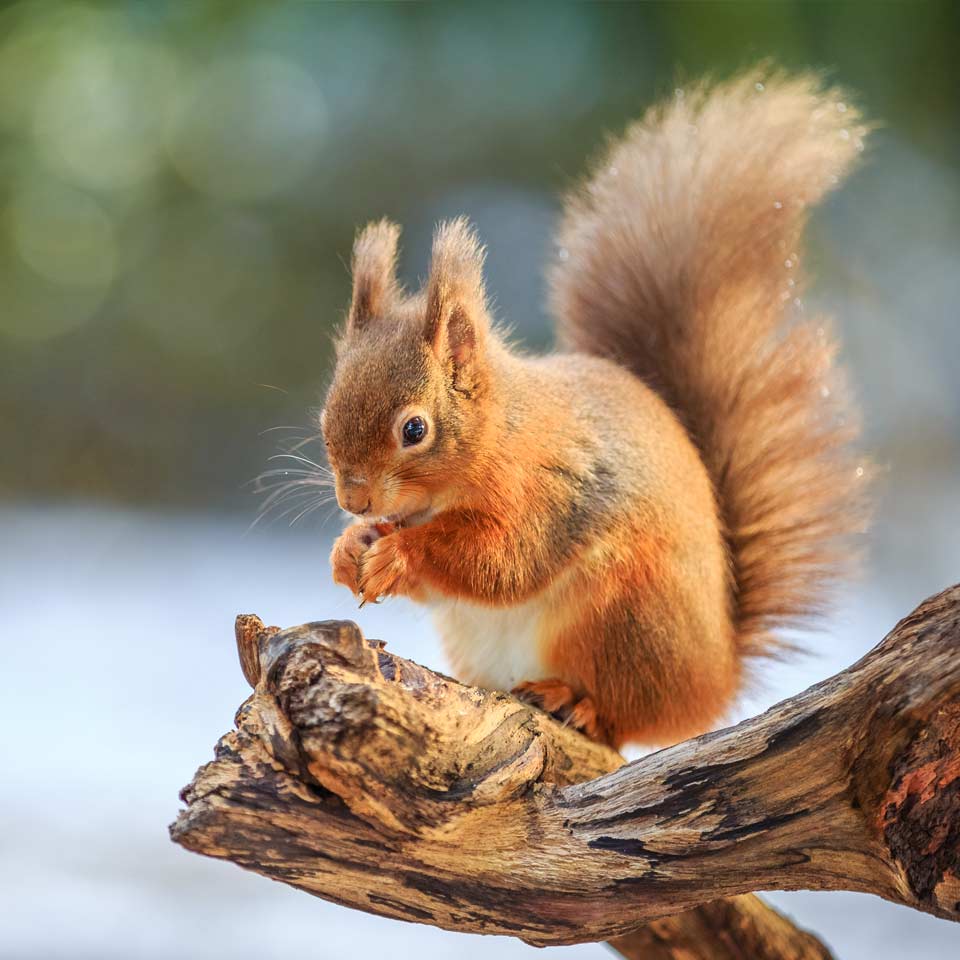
512;678;604;742
356;534;407;602
331;522;386;600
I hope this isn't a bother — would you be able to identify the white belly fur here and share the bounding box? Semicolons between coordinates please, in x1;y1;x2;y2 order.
427;591;552;691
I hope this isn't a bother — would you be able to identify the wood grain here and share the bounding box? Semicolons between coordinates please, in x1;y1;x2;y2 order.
172;585;960;951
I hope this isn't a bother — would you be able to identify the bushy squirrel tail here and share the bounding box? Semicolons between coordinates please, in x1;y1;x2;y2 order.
551;69;871;657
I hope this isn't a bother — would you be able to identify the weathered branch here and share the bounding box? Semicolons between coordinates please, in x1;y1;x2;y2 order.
172;586;960;949
607;894;832;959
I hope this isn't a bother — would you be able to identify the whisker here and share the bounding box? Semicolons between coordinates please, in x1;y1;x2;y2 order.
256;468;326;479
289;495;337;526
250;489;331;532
258;425;307;436
251;424;338;532
254;487;315;521
253;478;332;510
268;452;333;474
250;468;326;483
259;482;321;511
251;469;334;491
256;500;312;528
274;493;336;526
289;434;322;454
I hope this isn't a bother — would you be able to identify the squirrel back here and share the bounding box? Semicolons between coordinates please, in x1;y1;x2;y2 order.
550;71;871;658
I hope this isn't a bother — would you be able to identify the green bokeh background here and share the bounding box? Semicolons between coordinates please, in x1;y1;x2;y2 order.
2;0;957;509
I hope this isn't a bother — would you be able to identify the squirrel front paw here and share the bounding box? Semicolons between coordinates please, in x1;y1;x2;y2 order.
512;678;604;742
356;533;410;603
330;522;390;598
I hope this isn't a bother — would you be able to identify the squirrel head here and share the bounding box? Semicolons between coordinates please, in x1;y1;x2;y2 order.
321;217;494;525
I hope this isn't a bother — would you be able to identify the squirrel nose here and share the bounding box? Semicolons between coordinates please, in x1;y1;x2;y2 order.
337;478;372;516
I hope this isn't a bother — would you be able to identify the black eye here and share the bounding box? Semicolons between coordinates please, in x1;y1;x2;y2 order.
402;416;427;446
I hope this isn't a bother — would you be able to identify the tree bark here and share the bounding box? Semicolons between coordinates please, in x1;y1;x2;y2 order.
171;585;960;952
607;894;832;959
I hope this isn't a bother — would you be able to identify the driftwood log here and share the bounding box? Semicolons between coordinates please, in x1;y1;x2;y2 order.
171;585;960;957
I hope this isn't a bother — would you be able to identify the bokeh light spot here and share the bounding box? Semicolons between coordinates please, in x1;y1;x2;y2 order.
9;180;116;288
122;208;280;359
0;261;106;341
166;55;327;202
33;42;178;191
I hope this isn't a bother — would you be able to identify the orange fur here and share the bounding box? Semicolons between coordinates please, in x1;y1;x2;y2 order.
319;70;871;748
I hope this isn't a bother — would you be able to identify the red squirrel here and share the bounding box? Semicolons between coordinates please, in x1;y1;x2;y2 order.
319;72;871;748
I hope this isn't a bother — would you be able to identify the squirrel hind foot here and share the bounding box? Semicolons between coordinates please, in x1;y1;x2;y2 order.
511;678;605;743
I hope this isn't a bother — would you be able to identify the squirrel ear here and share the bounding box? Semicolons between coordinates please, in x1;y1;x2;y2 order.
423;218;488;377
347;219;401;335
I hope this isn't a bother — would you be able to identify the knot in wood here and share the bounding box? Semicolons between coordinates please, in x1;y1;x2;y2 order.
279;663;379;743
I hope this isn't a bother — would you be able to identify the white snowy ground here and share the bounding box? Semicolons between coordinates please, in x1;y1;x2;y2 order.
3;504;959;959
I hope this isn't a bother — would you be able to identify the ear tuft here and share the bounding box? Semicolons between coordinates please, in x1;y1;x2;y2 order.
424;218;488;376
428;217;486;302
347;219;401;335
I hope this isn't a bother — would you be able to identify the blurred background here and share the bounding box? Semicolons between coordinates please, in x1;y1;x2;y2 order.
2;1;958;958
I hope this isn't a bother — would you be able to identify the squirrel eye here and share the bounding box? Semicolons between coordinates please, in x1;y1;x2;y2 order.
402;416;427;446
